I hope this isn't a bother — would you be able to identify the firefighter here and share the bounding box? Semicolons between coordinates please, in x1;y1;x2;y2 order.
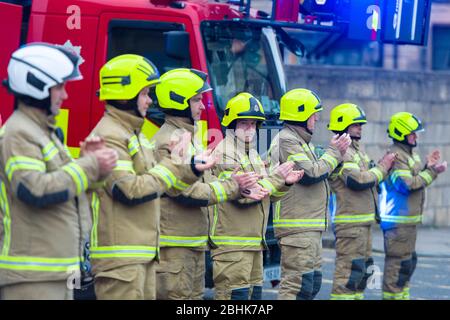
88;55;219;300
269;88;351;300
211;92;303;300
327;103;396;300
153;69;264;300
380;112;447;300
0;42;117;300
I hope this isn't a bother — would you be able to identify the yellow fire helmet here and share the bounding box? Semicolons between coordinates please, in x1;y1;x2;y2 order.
156;68;212;111
221;92;266;127
388;112;424;142
279;88;323;122
99;54;160;101
328;103;367;132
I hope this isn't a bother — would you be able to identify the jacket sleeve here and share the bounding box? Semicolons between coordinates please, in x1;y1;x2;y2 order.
258;171;290;202
170;176;240;207
2;133;100;208
389;157;437;195
104;136;199;206
155;139;239;206
281;138;342;185
339;161;388;191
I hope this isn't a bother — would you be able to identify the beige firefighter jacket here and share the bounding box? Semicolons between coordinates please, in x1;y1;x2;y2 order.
0;103;100;286
269;124;343;239
209;130;289;257
152;116;241;251
380;141;438;228
89;106;200;273
328;139;388;231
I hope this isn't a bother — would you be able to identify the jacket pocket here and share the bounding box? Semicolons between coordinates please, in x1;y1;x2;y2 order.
96;264;142;283
279;236;311;249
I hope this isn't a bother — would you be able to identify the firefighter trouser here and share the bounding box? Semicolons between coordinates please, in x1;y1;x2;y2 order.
331;225;374;300
0;281;73;300
382;225;417;300
278;232;322;300
94;262;156;300
212;250;263;300
156;247;205;300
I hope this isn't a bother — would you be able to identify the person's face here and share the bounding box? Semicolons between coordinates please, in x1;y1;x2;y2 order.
50;83;68;115
189;93;205;121
137;86;153;117
307;112;319;132
406;132;418;146
347;123;363;139
235;119;257;142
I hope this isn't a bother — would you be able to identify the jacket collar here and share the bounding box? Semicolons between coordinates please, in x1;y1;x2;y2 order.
106;105;144;134
394;141;413;155
165;115;195;134
351;139;360;151
17;102;56;133
285;123;312;143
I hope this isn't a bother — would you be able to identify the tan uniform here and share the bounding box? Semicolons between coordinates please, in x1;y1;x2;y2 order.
328;139;388;300
153;116;241;300
89;106;200;300
269;124;342;300
380;142;438;300
0;104;100;300
211;131;288;300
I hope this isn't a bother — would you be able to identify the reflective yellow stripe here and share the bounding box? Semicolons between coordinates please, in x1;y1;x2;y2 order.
174;179;190;191
333;213;375;224
355;293;364;300
287;153;309;162
218;170;234;180
62;162;88;195
363;154;370;163
402;287;410;300
339;162;360;175
369;167;384;182
209;181;227;202
140;137;155;150
211;205;219;237
210;236;262;247
90;192;99;248
321;153;338;170
380;215;422;224
159;235;208;247
128;135;140;157
274;201;281;221
258;178;286;197
5;156;46;181
391;169;412;183
149;164;176;188
330;293;356;300
113;160;135;173
0;180;11;256
42;142;59;162
218;170;244;181
0;255;80;272
419;171;433;185
63;145;74;159
353;153;361;164
240;156;251;168
383;291;406;300
273;218;326;228
90;246;157;259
